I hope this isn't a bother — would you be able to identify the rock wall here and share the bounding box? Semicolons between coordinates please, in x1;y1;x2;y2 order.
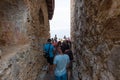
71;0;120;80
0;0;51;79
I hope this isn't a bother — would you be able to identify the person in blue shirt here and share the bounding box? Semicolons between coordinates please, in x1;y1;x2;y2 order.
53;46;70;80
43;39;55;74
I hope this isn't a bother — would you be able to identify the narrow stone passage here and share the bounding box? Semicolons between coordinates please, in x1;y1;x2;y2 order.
0;0;120;80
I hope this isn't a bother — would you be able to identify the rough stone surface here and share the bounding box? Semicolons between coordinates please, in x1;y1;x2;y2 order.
0;0;52;80
71;0;120;80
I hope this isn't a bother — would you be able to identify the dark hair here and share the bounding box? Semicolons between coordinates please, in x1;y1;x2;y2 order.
47;39;51;42
61;46;65;53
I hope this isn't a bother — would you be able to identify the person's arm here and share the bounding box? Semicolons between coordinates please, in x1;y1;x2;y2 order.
53;64;56;71
65;49;69;53
66;63;70;69
53;46;56;55
53;56;57;70
66;55;70;69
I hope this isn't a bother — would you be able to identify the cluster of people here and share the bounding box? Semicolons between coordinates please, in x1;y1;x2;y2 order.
43;38;73;80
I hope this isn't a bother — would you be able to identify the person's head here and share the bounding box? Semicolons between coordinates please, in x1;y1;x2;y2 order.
56;41;61;47
47;38;51;43
61;46;65;53
57;46;63;54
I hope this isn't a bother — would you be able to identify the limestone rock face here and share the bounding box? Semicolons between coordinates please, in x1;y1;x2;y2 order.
0;0;53;80
71;0;120;80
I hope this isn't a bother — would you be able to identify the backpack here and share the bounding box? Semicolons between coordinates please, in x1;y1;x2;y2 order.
43;44;51;58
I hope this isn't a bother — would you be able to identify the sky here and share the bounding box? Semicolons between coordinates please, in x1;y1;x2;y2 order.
50;0;70;39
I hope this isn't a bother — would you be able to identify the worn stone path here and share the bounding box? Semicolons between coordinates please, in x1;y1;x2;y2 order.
37;63;75;80
43;73;55;80
36;63;75;80
37;71;55;80
37;71;74;80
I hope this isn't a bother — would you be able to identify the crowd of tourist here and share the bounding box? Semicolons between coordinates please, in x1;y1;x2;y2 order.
43;36;73;80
